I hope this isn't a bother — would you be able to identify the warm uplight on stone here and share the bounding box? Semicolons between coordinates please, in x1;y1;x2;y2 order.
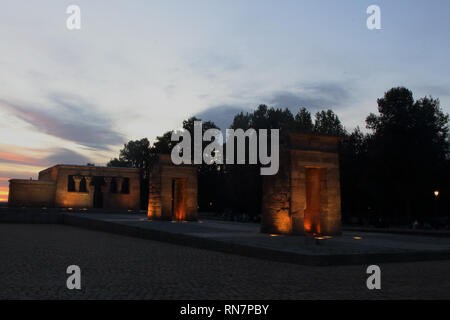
261;133;342;236
147;154;198;222
8;165;140;210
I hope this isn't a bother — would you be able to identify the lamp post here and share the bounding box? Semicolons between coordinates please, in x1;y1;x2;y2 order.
434;190;439;217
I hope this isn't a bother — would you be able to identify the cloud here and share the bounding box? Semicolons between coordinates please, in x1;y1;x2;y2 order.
41;148;91;166
195;82;352;131
188;51;243;79
195;105;246;131
0;151;40;166
415;85;450;98
266;82;351;112
0;93;125;149
0;147;90;169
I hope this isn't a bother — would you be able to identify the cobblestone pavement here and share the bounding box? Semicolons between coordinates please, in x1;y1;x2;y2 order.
0;224;449;299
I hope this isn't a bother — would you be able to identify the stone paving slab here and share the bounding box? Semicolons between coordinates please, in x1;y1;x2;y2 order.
62;212;450;266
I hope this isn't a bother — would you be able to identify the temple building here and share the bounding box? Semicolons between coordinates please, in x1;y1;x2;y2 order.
261;133;342;236
8;165;141;210
8;158;199;221
8;134;341;234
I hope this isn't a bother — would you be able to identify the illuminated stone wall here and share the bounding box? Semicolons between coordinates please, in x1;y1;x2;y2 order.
51;165;140;210
261;133;341;236
9;165;141;210
261;155;292;234
148;154;198;221
8;180;56;207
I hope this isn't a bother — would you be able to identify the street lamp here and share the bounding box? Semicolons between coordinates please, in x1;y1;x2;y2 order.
433;190;440;217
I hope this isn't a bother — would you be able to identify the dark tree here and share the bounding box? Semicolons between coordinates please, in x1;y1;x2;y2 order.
181;117;224;212
314;110;346;136
294;107;314;133
150;131;175;155
105;88;449;227
230;112;252;130
365;87;449;220
107;138;152;169
107;138;153;209
222;104;343;220
339;127;372;223
143;116;223;212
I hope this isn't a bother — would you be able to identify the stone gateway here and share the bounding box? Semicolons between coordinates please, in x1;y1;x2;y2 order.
147;154;198;221
261;133;342;236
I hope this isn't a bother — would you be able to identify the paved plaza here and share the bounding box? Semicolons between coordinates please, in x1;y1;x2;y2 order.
62;212;450;265
1;224;449;299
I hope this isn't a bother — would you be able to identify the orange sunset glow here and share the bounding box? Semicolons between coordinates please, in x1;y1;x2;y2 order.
0;152;39;165
0;186;8;202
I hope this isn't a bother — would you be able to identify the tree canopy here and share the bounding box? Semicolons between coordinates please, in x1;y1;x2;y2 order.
106;87;449;222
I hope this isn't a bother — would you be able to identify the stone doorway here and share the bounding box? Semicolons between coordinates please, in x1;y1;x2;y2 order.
304;168;323;234
261;134;341;236
171;178;187;221
92;177;104;209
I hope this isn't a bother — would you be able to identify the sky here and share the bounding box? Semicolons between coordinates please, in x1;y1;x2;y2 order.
0;0;450;201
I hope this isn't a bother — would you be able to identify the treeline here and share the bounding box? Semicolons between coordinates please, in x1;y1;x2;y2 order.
108;87;450;224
